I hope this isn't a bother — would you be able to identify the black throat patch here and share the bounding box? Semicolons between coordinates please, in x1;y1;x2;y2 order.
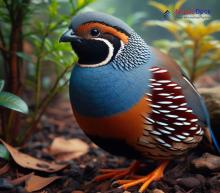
71;33;122;66
72;39;109;65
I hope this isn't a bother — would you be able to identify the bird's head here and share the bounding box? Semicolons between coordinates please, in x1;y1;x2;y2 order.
60;12;151;70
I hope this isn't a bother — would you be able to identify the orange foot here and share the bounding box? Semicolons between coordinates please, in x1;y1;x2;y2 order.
94;161;140;182
115;161;169;193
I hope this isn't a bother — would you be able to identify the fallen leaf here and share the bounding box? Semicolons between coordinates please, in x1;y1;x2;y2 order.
0;139;68;173
10;173;33;186
25;175;62;192
48;137;89;161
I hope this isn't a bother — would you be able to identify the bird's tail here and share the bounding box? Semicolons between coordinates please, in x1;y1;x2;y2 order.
200;96;220;154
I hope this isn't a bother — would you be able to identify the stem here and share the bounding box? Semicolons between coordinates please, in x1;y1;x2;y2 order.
0;42;9;79
34;49;43;111
39;66;71;110
174;31;190;72
0;26;7;63
1;1;23;143
34;20;50;112
5;111;15;142
1;0;30;144
23;67;71;143
3;0;13;21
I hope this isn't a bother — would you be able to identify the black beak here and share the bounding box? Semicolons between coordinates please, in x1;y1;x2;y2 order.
59;29;81;43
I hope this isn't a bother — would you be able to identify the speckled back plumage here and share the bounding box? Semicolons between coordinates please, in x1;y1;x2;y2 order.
112;32;151;70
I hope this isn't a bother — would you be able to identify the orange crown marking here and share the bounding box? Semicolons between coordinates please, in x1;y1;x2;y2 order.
76;22;129;44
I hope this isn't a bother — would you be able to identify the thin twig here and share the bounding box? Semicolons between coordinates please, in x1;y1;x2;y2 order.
0;26;6;48
0;27;9;62
3;0;13;21
174;30;190;72
24;67;71;142
34;20;50;112
0;44;8;53
38;66;71;110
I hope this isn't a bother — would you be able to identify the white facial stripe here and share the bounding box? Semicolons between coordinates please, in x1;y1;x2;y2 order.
79;38;114;68
115;40;125;58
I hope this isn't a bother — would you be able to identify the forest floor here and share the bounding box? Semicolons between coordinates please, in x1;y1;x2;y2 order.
0;71;220;193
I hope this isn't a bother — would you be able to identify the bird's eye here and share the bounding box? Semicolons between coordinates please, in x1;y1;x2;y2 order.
90;28;100;37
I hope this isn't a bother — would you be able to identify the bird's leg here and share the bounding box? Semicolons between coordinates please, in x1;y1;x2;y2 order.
115;161;169;193
94;160;140;182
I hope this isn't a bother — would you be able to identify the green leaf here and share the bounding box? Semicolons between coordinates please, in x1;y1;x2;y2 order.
16;52;32;62
126;12;147;27
0;80;5;92
0;144;9;160
149;1;168;13
0;92;29;114
48;0;59;17
174;0;186;10
145;20;179;34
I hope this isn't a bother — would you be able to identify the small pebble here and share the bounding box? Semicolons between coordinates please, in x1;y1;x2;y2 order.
152;189;165;193
192;153;220;171
177;176;200;189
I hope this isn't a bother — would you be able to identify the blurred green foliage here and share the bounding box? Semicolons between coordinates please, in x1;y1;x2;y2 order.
145;0;220;82
0;144;9;160
0;0;95;145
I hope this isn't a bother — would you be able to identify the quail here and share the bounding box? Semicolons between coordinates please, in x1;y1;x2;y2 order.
60;12;220;192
